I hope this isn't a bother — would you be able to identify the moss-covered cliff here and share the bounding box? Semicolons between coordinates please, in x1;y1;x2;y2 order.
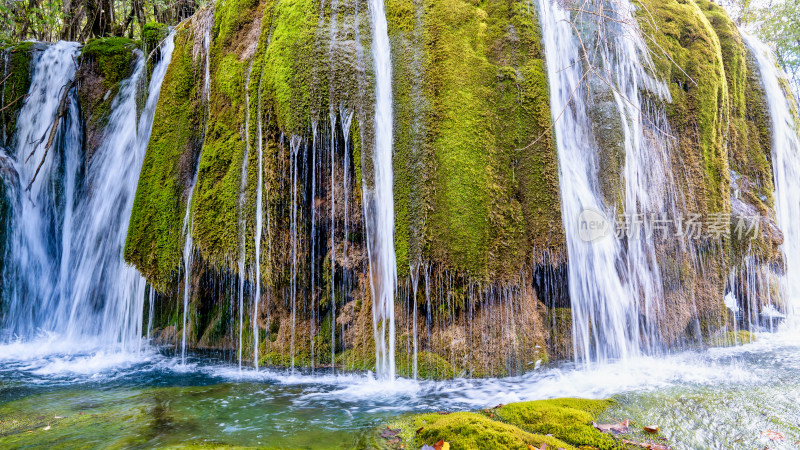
633;0;784;343
126;0;560;376
120;0;791;376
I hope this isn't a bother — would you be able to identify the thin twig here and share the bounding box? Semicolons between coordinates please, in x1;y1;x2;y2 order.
0;93;27;113
25;80;74;191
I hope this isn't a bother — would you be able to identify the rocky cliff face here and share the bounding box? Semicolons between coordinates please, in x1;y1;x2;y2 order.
0;0;789;377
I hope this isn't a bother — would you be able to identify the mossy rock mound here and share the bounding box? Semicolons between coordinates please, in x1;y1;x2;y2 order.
78;37;138;159
495;399;623;450
142;22;170;51
80;37;137;87
379;398;631;450
383;411;575;450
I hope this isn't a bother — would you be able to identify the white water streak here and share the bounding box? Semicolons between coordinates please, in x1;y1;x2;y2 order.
744;33;800;315
367;0;397;380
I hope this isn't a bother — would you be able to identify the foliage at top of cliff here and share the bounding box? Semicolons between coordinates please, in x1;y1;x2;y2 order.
0;0;193;43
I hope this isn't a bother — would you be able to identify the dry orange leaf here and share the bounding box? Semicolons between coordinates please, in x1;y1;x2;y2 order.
762;430;785;441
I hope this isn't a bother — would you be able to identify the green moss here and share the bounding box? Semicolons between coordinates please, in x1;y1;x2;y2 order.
81;37;136;87
386;0;415;33
692;0;778;264
258;0;321;135
0;178;9;290
142;22;169;52
707;329;755;347
388;0;420;276
77;37;140;163
496;399;623;450
378;398;627;450
336;348;458;380
1;42;35;142
636;0;731;215
190;0;262;266
382;411;575;450
126;28;203;290
418;0;561;278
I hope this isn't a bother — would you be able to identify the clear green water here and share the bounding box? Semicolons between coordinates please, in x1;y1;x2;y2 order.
1;329;799;449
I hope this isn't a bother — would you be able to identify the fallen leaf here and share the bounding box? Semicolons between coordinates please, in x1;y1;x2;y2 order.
54;415;65;419
433;439;446;450
437;411;450;415
494;404;505;409
379;427;400;439
621;438;671;450
527;445;536;450
762;430;785;441
416;427;423;435
593;419;629;434
644;425;660;434
42;426;50;431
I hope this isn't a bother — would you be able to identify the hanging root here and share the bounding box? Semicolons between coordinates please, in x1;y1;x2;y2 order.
25;80;75;191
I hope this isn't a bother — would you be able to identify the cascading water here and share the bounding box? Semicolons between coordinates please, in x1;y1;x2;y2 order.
1;41;82;341
329;112;337;372
410;261;419;380
366;0;398;380
180;181;196;365
290;135;302;370
744;33;800;316
537;0;675;363
1;34;175;350
310;122;318;371
253;75;264;370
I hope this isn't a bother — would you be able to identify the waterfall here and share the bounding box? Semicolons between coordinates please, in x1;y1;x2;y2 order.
410;261;419;380
310;122;317;371
253;75;264;370
366;0;397;380
146;287;155;341
537;0;674;363
1;34;175;349
743;33;800;315
329;112;337;372
180;181;196;365
290;136;302;370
